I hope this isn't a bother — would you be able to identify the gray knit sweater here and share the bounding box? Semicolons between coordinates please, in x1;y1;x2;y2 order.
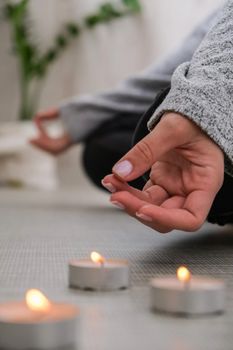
149;1;233;175
60;9;218;142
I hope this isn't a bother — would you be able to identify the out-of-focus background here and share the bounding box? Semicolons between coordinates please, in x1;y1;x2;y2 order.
1;5;233;350
0;0;224;190
1;0;224;120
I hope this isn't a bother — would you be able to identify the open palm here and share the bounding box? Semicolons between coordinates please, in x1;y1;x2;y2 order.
103;113;224;233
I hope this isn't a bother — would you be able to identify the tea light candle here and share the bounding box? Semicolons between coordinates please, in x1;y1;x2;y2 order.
69;251;129;291
150;266;225;316
0;289;79;350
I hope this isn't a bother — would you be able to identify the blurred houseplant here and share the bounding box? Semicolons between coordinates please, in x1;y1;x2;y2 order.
2;0;141;121
0;0;141;189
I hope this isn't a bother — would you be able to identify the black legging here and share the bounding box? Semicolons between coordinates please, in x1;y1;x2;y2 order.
82;113;145;191
82;88;171;191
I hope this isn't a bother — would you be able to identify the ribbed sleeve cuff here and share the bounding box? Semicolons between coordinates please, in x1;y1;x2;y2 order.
148;63;233;176
59;103;86;144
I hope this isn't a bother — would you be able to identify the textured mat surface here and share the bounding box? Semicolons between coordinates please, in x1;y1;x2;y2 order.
0;188;233;350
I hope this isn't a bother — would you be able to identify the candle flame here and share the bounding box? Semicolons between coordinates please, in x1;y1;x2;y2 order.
177;266;191;283
25;289;51;312
91;251;105;265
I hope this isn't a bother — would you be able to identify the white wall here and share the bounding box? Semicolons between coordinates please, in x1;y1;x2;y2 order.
0;0;224;122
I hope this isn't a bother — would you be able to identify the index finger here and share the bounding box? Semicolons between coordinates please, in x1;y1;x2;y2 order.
34;109;58;136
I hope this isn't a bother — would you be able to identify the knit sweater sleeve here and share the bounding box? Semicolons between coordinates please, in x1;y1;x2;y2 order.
148;1;233;175
59;10;218;143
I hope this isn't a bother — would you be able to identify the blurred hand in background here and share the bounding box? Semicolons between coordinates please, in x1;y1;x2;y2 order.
30;109;73;155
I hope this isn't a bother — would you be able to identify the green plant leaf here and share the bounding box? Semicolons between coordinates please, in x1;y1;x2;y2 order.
2;0;28;19
44;49;58;63
4;0;142;120
100;3;121;18
122;0;141;12
3;4;15;19
56;34;68;48
66;23;80;37
14;0;29;19
85;14;100;28
85;2;123;28
33;62;46;77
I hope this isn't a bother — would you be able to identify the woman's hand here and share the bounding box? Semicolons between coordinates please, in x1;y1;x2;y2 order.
30;108;73;155
102;113;224;233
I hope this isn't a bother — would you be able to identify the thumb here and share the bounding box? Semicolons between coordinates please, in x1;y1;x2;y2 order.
112;115;185;181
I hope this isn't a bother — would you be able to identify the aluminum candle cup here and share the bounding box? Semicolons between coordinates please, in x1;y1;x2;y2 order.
69;252;129;291
0;290;79;350
150;267;225;316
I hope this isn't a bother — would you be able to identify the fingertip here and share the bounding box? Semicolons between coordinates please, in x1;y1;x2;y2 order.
137;205;154;214
29;138;38;145
135;212;153;222
101;179;116;193
102;174;114;184
102;174;128;191
137;204;166;223
110;191;128;208
110;200;125;210
112;160;133;179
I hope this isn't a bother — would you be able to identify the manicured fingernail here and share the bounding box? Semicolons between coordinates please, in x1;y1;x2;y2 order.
111;201;125;210
136;212;153;222
113;160;133;178
101;181;116;193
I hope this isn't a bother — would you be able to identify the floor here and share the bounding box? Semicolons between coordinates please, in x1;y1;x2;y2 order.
0;181;233;350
